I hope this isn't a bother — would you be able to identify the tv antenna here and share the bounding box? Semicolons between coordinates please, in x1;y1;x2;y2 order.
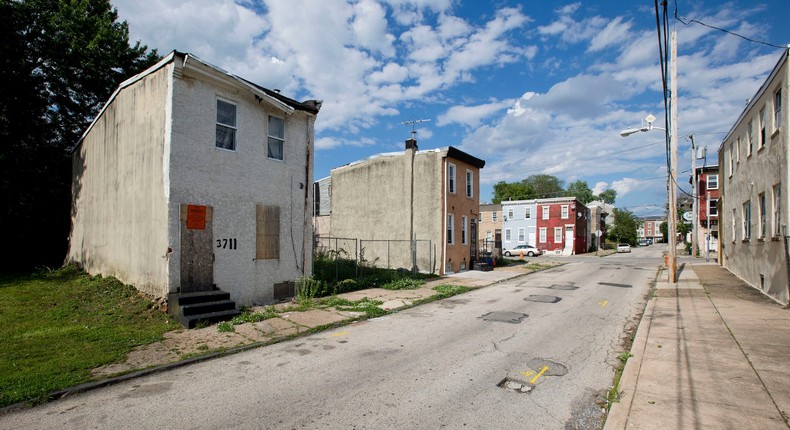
401;119;431;140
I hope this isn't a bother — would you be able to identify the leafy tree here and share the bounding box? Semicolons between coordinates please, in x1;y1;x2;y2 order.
608;208;641;245
1;0;159;270
597;189;617;204
565;180;594;204
525;174;565;198
660;221;668;243
492;181;533;204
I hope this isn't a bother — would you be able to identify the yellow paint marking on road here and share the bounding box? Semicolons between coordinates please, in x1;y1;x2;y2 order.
530;366;549;384
598;300;609;307
520;370;535;378
330;332;350;337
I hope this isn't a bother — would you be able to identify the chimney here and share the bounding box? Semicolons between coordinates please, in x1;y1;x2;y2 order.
405;138;418;151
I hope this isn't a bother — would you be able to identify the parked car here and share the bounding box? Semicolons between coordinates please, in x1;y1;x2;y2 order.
617;243;631;253
503;244;542;257
638;239;649;247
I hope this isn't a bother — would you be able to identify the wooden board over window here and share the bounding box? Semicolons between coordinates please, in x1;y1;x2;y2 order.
256;204;280;260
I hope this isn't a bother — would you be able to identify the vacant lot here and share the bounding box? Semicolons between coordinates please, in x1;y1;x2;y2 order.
0;266;174;407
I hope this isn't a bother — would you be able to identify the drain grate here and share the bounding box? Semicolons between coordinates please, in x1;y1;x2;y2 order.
480;311;528;324
524;295;562;303
598;282;632;288
548;284;579;291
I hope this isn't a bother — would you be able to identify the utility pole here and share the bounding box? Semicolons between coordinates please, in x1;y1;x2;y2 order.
401;119;430;274
668;30;679;284
690;135;698;258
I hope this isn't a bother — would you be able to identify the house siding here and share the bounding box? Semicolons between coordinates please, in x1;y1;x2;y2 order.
719;48;789;304
66;63;172;298
535;199;589;255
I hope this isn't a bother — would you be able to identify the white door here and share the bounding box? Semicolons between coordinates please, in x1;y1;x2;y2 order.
564;226;573;251
528;228;536;246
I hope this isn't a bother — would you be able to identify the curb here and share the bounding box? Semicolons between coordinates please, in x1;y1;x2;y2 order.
604;292;657;429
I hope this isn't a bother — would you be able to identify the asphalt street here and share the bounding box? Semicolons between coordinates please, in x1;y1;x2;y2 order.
1;246;663;430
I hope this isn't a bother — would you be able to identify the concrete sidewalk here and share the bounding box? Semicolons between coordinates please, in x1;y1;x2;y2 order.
606;260;790;429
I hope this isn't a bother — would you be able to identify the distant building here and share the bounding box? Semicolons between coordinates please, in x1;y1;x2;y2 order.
501;200;538;250
638;216;665;243
718;47;788;304
587;201;613;250
535;198;589;255
478;203;502;255
327;140;485;275
691;165;719;252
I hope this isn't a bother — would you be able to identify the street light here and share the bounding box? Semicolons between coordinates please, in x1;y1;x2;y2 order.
620;113;678;284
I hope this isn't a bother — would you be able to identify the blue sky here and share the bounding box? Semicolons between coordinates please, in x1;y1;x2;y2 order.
113;0;789;216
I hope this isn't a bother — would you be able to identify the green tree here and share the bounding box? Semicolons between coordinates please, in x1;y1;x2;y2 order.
492;180;533;204
565;180;594;204
597;189;617;204
1;0;159;270
608;208;641;245
660;221;668;243
525;174;565;198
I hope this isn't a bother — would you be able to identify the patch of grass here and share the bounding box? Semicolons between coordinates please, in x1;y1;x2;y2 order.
0;266;175;407
319;296;386;318
432;284;471;298
380;278;424;290
230;307;277;325
618;351;633;363
217;322;235;333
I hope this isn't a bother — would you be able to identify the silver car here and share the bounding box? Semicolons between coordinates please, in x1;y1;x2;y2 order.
617;243;631;253
503;244;542;257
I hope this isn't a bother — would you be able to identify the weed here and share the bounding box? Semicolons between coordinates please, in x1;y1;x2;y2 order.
381;278;423;290
295;276;323;307
618;351;633;363
432;284;471;298
196;344;210;351
217;322;235;333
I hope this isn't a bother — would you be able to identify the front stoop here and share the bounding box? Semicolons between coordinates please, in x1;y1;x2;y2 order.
168;290;240;328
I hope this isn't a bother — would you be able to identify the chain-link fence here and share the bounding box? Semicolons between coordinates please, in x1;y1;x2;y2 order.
314;235;435;280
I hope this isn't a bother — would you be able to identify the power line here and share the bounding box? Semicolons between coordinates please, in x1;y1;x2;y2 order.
674;3;786;50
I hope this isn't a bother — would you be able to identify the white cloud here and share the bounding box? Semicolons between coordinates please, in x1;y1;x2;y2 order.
587;17;632;53
592;181;609;194
352;0;396;56
436;99;515;128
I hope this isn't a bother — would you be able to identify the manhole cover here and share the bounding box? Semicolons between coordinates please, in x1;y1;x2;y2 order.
598;282;633;288
480;311;528;324
548;284;578;291
524;295;562;303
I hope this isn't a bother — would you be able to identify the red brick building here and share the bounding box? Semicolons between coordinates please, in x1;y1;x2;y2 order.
535;198;589;255
693;165;719;251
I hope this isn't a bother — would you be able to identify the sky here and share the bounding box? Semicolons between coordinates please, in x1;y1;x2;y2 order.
112;0;789;216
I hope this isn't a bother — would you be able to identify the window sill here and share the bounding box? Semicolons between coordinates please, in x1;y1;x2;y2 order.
742;239;751;243
772;236;781;241
757;237;765;242
772;128;781;139
757;146;765;153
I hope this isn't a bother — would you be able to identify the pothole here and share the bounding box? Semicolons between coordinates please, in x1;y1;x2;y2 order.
598;282;633;288
548;284;579;291
479;311;528;324
524;295;562;303
499;358;569;393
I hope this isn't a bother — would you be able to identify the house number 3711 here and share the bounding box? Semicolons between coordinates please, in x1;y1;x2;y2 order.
216;238;237;249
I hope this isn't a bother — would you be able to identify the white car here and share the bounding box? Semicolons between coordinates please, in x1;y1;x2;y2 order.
503;244;542;257
617;243;632;253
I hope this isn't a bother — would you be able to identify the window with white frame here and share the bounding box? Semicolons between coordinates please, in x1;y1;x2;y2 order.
728;143;733;177
447;214;454;245
731;208;736;242
759;193;766;238
216;99;237;150
738;134;744;161
539;227;547;243
708;199;718;217
759;108;766;148
775;88;782;131
542;206;549;220
553;227;562;243
461;216;467;244
743;201;751;240
518;228;525;243
525;207;531;219
267;115;285;160
448;163;456;194
466;170;473;198
774;184;782;237
486;230;492;241
561;205;569;219
507;208;514;220
505;228;512;242
707;174;718;190
492;212;498;222
477;213;482;222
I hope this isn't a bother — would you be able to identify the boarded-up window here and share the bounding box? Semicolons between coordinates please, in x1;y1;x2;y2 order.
256;204;280;259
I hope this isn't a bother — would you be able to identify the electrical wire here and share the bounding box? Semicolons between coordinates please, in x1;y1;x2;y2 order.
674;1;786;50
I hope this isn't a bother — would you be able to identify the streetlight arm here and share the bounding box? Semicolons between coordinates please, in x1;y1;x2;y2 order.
619;124;666;137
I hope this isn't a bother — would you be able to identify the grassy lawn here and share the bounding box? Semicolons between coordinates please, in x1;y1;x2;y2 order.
0;266;175;407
